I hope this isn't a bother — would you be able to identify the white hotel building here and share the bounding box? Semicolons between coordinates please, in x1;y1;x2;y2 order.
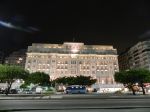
25;42;119;85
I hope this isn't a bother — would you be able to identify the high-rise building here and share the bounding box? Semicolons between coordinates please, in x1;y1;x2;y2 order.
128;40;150;70
25;42;119;84
119;40;150;71
5;49;27;68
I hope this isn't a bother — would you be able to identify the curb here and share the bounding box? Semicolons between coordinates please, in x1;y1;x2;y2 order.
1;94;150;100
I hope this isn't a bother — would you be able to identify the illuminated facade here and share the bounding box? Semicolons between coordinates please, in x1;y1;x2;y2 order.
25;42;119;84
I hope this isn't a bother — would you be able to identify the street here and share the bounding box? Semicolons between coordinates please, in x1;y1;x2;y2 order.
0;94;150;112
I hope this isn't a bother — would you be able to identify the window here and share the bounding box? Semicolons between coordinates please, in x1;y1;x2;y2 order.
79;61;82;64
47;60;51;64
92;71;95;74
52;60;55;62
71;60;76;64
28;60;31;63
71;71;76;74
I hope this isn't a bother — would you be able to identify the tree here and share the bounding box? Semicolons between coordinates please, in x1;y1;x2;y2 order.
75;75;97;86
115;69;150;95
53;75;97;86
20;83;30;89
25;72;50;86
0;64;29;95
115;71;136;95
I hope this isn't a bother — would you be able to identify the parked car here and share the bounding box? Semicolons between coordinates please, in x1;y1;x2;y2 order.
22;89;32;94
0;89;18;94
10;89;18;94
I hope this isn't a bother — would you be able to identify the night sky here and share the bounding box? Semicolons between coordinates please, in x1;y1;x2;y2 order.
0;0;150;55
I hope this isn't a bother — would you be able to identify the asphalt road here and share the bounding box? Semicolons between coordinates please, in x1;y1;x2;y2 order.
0;96;150;112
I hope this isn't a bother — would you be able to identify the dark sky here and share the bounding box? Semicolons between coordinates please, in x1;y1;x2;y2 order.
0;0;150;55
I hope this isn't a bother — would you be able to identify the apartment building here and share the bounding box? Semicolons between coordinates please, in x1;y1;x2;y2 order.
119;40;150;71
5;49;27;68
